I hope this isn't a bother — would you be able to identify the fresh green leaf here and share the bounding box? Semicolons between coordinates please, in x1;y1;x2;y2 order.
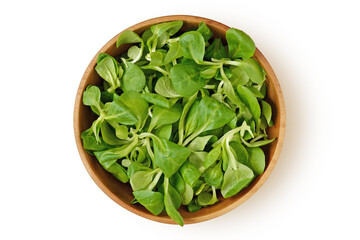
196;186;218;206
107;121;128;139
94;136;138;169
93;141;139;183
237;85;261;120
128;45;142;61
181;183;194;205
184;96;236;144
141;28;153;43
203;144;222;168
197;22;213;41
148;104;182;132
179;31;205;63
164;177;184;226
150;21;183;36
248;86;264;98
239;120;254;138
119;91;149;130
127;162;151;178
179;160;201;187
82;85;102;114
121;159;132;168
195;96;235;133
227;116;237;129
164;42;182;64
205;38;227;59
189;151;207;170
247;147;265;175
170;172;185;194
95;56;121;93
100;121;123;145
238;58;266;84
103;98;138;125
221;161;254;198
188;199;201;212
184;100;200;138
226;28;255;59
156;32;169;49
260;83;267;97
121;62;146;92
215;66;233;81
188;135;217;151
130;169;157;191
155;76;181;98
107;163;129;183
153;137;191;178
154;124;172;140
116;31;144;63
141;92;171;108
166;180;182;210
170;61;207;97
133;190;164;215
222;77;245;110
200;66;219;79
81;129;112;151
261;100;273;126
129;146;148;163
97;53;111;64
116;30;142;47
204;161;223;188
229;141;248;165
241;136;276;147
229;65;249;86
149;51;165;66
177;93;198;145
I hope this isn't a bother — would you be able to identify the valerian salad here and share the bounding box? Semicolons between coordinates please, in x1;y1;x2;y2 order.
81;21;275;226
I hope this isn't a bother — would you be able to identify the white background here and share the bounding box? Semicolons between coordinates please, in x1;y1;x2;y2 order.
1;0;359;239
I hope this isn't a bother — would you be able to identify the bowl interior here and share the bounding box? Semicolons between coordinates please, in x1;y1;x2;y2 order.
74;15;285;225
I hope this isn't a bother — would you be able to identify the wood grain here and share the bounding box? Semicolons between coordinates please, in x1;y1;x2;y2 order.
73;15;286;225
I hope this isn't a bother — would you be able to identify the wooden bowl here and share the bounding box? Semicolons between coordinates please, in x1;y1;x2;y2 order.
73;15;286;225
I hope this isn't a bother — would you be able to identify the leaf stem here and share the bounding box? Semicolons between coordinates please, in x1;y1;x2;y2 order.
250;134;268;143
217;81;224;93
199;60;222;66
222;60;243;66
178;93;197;145
121;58;129;68
130;40;144;63
213;126;243;147
151;37;158;52
145;138;155;160
211;58;243;67
167;37;180;43
224;136;237;170
240;135;276;147
204;85;216;89
182;127;204;146
219;64;229;82
141;66;170;76
147;169;163;191
138;132;158;140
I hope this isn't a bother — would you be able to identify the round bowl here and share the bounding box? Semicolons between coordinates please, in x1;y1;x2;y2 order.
74;15;286;225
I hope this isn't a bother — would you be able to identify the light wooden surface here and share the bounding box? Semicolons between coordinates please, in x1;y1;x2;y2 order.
73;15;286;225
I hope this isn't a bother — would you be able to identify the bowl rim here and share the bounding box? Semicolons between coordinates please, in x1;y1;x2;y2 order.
73;14;286;225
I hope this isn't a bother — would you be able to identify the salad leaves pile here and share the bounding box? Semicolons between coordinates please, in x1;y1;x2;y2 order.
81;20;275;226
